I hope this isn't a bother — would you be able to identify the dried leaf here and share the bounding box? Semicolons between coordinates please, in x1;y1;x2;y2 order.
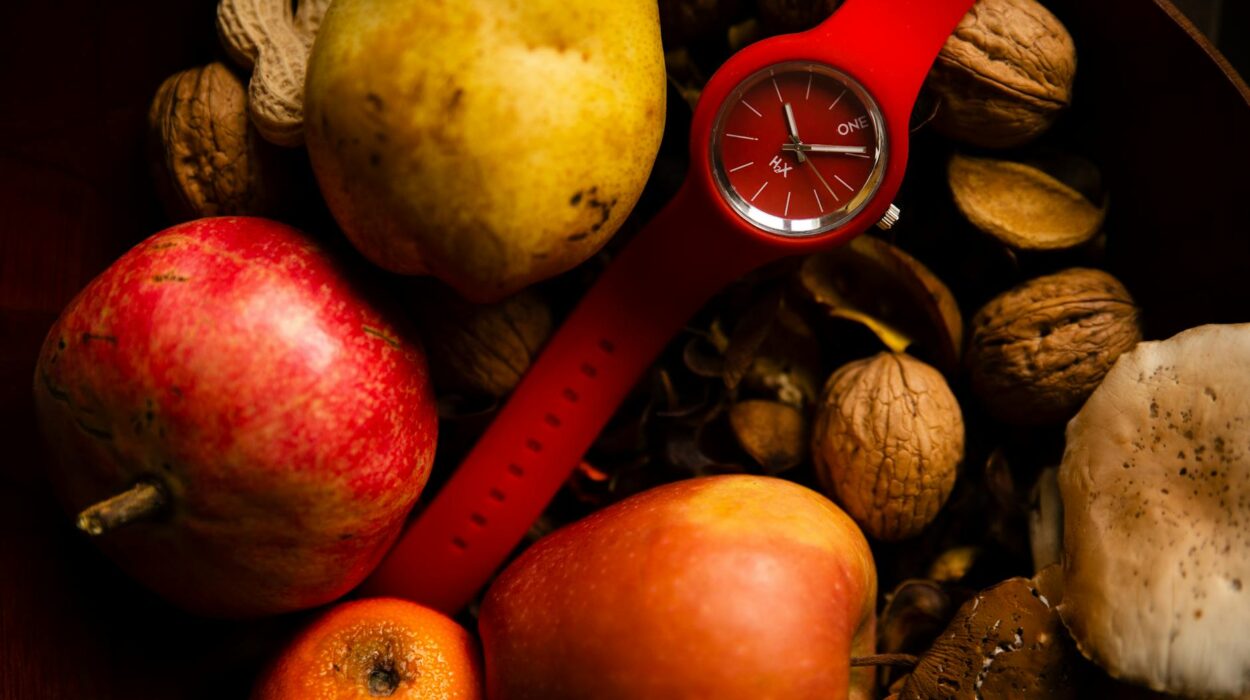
682;333;725;378
879;579;955;657
728;400;808;473
799;236;963;373
722;291;822;409
723;288;784;389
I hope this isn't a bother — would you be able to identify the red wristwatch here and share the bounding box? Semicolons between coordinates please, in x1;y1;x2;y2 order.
364;0;975;613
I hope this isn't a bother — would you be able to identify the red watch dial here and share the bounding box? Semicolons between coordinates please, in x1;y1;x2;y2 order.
711;61;888;237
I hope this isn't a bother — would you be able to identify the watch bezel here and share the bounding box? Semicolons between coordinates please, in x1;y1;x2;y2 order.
709;61;889;238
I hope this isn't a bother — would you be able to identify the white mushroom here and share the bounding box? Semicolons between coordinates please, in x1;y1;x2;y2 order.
1058;323;1250;697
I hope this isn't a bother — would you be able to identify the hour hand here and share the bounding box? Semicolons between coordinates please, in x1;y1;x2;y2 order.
782;103;805;163
782;143;870;158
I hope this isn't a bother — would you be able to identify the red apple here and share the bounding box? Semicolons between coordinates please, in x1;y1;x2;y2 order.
33;217;436;618
478;474;878;699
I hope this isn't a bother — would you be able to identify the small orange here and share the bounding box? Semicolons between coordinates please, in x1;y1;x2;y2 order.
252;597;483;699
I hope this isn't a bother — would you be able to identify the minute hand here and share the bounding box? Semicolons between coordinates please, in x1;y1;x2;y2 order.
782;143;870;156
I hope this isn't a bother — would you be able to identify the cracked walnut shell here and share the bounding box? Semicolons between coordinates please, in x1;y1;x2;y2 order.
968;268;1141;426
812;352;964;541
148;62;281;221
927;0;1076;148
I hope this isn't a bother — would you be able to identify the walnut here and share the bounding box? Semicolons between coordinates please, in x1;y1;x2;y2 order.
812;352;964;541
968;268;1141;426
148;62;283;221
927;0;1076;148
410;283;553;399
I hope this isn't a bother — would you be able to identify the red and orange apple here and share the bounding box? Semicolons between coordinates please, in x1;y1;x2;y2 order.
478;474;878;699
253;597;483;699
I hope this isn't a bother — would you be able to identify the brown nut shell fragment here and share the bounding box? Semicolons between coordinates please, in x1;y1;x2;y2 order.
812;352;964;541
900;570;1079;699
148;62;281;221
968;268;1141;426
409;283;552;399
949;153;1106;250
928;0;1076;148
729;399;808;473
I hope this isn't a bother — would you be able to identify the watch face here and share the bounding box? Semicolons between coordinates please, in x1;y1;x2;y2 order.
710;61;888;237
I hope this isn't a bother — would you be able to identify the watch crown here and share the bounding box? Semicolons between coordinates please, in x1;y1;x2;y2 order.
876;203;901;230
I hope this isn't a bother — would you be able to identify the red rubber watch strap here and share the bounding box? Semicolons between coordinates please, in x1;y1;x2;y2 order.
362;183;769;612
806;0;972;116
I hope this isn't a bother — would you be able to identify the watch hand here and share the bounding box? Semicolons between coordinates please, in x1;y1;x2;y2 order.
782;143;870;157
782;102;805;163
804;157;840;203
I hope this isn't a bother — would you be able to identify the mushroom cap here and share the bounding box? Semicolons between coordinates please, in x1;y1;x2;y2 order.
1058;323;1250;697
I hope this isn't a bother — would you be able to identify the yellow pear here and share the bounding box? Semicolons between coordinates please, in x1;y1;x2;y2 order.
305;0;666;302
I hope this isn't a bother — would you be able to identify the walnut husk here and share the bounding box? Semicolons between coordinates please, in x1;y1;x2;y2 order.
948;153;1106;250
812;352;964;541
148;62;282;221
968;268;1141;425
927;0;1076;148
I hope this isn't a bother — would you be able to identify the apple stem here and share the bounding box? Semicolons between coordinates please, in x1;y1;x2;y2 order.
850;653;919;669
76;480;168;536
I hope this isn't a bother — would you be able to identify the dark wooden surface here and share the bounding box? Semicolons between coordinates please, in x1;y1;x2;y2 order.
1;1;1247;698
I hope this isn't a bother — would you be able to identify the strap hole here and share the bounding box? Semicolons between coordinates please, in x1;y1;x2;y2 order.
508;463;525;477
470;513;487;526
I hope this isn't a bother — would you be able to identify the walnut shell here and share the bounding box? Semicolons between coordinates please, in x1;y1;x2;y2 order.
148;62;281;221
948;153;1106;251
410;284;553;399
968;268;1141;425
927;0;1076;148
812;352;964;541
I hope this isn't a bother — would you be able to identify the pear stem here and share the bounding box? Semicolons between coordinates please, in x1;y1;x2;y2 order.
76;480;167;536
850;653;920;669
